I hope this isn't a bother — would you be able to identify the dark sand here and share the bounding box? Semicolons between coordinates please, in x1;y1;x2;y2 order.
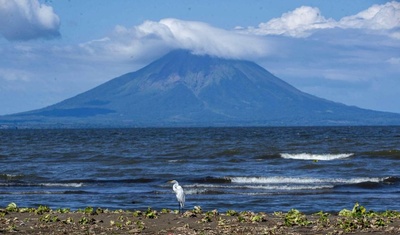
1;206;400;234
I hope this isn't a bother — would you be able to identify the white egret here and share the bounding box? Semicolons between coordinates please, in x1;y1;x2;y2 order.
168;180;185;213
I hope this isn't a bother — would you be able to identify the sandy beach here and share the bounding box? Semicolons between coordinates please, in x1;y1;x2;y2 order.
1;203;400;234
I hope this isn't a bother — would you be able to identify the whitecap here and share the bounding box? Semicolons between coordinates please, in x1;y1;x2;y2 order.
184;182;334;191
280;153;353;161
230;176;323;184
40;183;83;187
229;176;384;185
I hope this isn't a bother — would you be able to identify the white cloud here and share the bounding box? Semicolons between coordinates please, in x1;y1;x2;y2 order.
339;1;400;30
79;18;270;61
243;6;335;37
240;1;400;38
0;0;60;41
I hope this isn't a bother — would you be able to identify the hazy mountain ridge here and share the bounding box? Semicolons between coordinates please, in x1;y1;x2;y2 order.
1;50;400;128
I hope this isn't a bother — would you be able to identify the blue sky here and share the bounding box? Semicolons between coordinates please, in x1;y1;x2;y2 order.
0;0;399;115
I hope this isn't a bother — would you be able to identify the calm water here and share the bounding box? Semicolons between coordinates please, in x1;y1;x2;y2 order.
1;127;399;213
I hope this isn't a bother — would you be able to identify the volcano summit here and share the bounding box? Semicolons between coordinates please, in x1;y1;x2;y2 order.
2;50;400;127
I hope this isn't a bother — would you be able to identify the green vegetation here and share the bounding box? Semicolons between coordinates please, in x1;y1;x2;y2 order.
78;216;91;225
1;202;400;234
337;202;397;232
160;208;171;214
39;214;60;223
314;211;331;226
226;209;239;216
132;210;142;217
5;202;18;212
274;209;309;226
193;205;203;214
56;208;71;213
35;205;51;215
145;207;158;219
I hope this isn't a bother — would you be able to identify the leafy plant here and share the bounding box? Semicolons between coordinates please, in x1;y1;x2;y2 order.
199;209;219;223
273;211;284;217
39;214;60;223
160;208;170;214
338;208;352;217
381;210;400;218
110;220;123;228
339;203;375;218
237;215;246;223
207;209;219;216
136;220;145;230
314;211;330;225
226;209;239;216
200;214;212;223
83;206;94;215
217;217;226;226
78;216;91;225
145;207;157;219
237;211;254;222
125;219;132;225
35;205;51;215
284;209;311;226
19;207;35;213
96;207;104;214
6;202;18;212
338;203;388;232
193;206;202;214
251;212;267;223
132;210;143;217
56;208;70;213
63;217;74;224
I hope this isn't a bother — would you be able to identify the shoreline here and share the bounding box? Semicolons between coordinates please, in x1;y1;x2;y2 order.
1;203;400;234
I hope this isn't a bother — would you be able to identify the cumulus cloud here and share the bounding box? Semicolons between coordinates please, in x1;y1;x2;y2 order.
240;1;400;38
339;1;400;30
79;18;270;61
0;0;60;41
243;6;335;37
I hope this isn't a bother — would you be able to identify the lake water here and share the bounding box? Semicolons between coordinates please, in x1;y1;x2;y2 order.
1;126;399;213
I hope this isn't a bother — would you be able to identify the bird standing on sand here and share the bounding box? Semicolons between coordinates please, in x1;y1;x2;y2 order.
168;180;185;213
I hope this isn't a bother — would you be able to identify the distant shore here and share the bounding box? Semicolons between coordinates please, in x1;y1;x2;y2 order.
1;203;400;234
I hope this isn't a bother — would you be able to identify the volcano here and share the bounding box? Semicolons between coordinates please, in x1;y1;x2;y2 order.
2;50;400;127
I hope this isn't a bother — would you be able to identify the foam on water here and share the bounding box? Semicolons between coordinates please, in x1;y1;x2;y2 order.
0;182;83;187
40;183;83;187
280;153;353;161
184;176;387;193
184;183;333;192
229;176;384;184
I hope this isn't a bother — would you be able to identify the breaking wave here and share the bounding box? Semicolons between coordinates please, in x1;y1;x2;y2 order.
0;182;83;187
185;183;333;192
182;176;396;195
228;176;383;185
280;153;353;161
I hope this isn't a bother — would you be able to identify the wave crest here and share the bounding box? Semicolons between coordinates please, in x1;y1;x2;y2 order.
229;176;383;184
280;153;353;161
